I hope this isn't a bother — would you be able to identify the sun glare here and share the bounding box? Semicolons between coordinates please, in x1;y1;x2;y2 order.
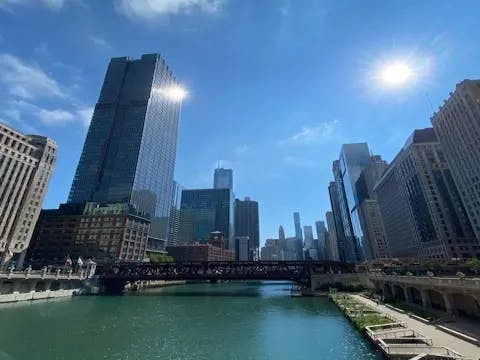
159;85;188;101
380;62;412;86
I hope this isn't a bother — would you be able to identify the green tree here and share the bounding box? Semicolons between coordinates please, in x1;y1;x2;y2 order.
465;258;480;269
148;253;174;263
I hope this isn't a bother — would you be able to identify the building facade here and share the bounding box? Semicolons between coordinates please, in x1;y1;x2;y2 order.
376;128;478;260
374;161;420;258
213;168;233;190
68;54;182;239
234;197;259;256
178;189;234;249
27;202;150;267
166;244;235;262
293;212;304;260
235;236;250;261
166;181;182;246
328;180;347;262
354;155;389;259
325;211;340;261
0;123;57;267
431;79;480;243
167;231;234;261
315;221;327;260
303;225;314;249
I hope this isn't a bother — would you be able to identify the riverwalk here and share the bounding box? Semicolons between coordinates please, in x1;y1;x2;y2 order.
351;294;480;359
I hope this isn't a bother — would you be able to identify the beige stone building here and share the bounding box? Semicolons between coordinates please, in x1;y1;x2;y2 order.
0;123;57;267
431;79;480;244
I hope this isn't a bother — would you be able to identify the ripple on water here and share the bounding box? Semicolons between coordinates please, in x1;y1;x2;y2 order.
0;283;381;360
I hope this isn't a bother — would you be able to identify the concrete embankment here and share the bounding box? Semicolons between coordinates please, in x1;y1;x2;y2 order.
330;293;479;359
0;270;85;304
129;280;186;291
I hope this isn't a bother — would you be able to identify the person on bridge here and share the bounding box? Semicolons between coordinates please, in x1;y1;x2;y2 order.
76;257;83;273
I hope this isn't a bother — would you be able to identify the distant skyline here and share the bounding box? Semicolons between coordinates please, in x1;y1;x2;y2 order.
1;0;479;244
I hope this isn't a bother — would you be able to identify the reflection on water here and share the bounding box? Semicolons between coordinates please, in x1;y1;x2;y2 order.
0;282;381;360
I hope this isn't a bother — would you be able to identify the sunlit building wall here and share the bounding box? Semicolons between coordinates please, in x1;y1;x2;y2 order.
432;79;480;245
0;123;57;267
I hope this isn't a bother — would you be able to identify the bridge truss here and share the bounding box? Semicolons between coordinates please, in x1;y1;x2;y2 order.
98;260;354;290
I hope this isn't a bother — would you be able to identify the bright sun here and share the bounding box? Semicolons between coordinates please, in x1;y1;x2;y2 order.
380;62;412;85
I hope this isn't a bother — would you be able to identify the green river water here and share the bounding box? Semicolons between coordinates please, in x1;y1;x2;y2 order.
0;282;382;360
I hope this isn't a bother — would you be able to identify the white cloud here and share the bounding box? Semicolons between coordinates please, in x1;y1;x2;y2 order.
37;108;75;125
0;54;90;132
234;144;250;155
284;119;339;145
0;53;64;99
114;0;225;20
37;107;94;127
1;100;93;129
41;0;64;10
90;35;112;49
0;0;65;11
76;107;94;127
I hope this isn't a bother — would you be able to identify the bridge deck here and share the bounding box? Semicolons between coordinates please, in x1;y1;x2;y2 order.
98;260;354;284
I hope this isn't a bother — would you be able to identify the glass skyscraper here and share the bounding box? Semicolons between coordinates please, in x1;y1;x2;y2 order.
293;212;304;260
178;189;234;249
234;197;260;251
68;54;182;237
332;144;371;262
213;168;233;190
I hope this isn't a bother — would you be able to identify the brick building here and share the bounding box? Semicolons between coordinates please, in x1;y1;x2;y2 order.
27;202;150;267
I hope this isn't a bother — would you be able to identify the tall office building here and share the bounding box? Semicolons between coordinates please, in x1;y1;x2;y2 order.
166;181;183;246
178;189;234;249
293;212;304;260
315;221;327;260
354;155;389;259
303;226;314;249
278;225;286;250
234;197;260;258
328;180;348;262
325;211;340;261
375;128;477;259
431;80;480;242
0;123;57;267
330;143;371;263
68;54;183;239
214;168;233;191
235;236;250;261
375;161;420;258
278;225;285;242
293;212;303;241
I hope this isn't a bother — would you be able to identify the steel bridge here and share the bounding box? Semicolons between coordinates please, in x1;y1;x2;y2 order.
97;260;354;292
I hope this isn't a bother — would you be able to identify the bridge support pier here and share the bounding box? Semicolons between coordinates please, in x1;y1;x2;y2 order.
403;286;413;303
442;293;455;315
420;289;431;309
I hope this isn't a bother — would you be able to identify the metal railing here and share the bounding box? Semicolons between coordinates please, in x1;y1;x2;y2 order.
369;273;480;291
0;267;89;280
378;342;464;359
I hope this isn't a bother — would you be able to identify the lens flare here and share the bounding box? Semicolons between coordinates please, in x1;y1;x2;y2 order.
158;85;188;101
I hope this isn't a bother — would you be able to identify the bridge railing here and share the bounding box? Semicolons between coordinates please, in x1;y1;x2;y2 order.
368;273;480;291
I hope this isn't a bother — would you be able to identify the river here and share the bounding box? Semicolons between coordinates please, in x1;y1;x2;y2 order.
0;282;382;360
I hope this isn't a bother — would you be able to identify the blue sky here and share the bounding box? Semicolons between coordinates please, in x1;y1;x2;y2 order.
1;0;479;244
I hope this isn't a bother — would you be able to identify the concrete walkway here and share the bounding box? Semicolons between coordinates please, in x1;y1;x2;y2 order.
351;294;480;359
